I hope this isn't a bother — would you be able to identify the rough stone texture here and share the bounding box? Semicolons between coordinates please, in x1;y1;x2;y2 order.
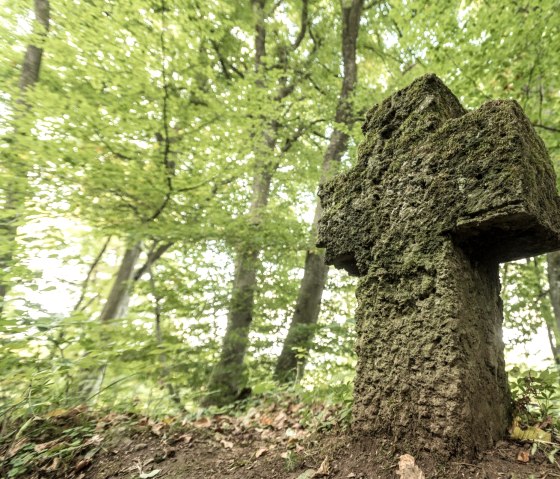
317;74;560;458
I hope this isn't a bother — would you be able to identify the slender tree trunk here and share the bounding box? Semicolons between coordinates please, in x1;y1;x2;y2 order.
546;251;560;365
0;0;50;317
203;166;274;405
202;0;277;406
275;0;364;383
99;242;142;322
78;241;142;401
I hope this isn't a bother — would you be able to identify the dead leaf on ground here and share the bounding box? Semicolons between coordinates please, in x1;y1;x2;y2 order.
221;439;234;449
83;434;103;447
255;447;267;458
289;402;305;414
139;470;161;479
296;470;317;479
151;422;166;436
34;438;63;453
74;457;92;473
193;417;212;428
397;454;425;479
314;455;331;477
273;411;288;429
6;438;28;458
42;457;61;472
517;450;530;463
259;415;275;427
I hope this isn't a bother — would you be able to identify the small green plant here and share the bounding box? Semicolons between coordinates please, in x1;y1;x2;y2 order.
508;367;560;465
284;450;302;472
509;367;560;423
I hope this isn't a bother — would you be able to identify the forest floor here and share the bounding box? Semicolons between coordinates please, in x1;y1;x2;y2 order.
2;398;560;479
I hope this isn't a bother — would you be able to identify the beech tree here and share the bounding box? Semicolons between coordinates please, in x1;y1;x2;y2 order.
0;0;49;316
203;0;334;405
275;0;364;383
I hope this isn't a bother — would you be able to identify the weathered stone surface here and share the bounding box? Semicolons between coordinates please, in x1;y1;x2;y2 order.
317;74;560;458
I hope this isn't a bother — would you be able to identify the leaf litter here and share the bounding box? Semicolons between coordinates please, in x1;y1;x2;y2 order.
3;398;560;478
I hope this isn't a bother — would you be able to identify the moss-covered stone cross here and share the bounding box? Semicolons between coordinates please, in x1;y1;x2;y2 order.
317;74;560;458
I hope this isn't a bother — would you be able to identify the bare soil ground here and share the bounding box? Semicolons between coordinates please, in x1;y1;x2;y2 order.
2;403;559;479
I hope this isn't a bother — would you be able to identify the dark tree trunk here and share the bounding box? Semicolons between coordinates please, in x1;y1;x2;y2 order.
18;0;50;92
0;0;50;317
203;167;273;405
546;251;560;365
203;0;280;406
77;242;142;401
99;242;142;322
274;0;364;383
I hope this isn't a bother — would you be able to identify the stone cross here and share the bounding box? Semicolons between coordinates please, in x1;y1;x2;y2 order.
317;74;560;458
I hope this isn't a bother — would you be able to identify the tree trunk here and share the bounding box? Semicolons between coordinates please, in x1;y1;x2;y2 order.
546;251;560;365
202;0;277;406
0;0;50;317
274;0;364;383
203;167;274;405
77;241;142;401
99;242;142;322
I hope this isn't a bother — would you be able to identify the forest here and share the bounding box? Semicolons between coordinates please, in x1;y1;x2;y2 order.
1;0;560;478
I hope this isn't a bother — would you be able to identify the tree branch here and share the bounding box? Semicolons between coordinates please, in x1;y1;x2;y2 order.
134;241;173;281
291;0;309;51
93;126;134;160
73;236;111;312
210;39;245;79
533;123;560;134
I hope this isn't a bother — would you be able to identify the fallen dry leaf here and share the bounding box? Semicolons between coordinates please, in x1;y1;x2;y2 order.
397;454;425;479
151;423;166;436
50;457;61;470
221;439;234;449
273;411;288;429
296;470;316;479
259;415;275;427
83;434;103;447
6;438;28;458
255;447;267;458
314;455;331;477
289;403;305;414
74;457;92;473
193;417;212;428
517;450;530;463
34;438;63;453
347;474;356;478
